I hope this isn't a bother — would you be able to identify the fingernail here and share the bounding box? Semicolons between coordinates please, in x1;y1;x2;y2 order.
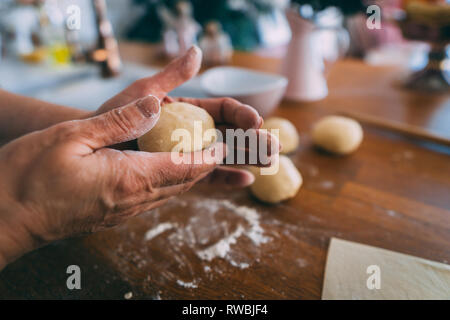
189;45;202;56
137;95;160;118
246;172;255;185
275;136;282;152
272;134;282;153
258;117;264;129
208;143;227;164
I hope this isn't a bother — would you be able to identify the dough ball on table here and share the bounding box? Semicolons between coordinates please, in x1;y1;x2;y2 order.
262;117;300;154
249;155;302;204
312;115;363;155
138;102;216;153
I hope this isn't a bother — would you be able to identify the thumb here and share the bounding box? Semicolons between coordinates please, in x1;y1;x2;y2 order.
126;142;228;188
76;95;160;150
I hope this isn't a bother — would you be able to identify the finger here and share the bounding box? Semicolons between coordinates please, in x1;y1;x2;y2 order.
162;96;175;104
227;148;276;167
218;128;280;166
149;46;202;98
98;46;203;116
202;166;255;187
99;46;202;110
127;46;202;102
156;170;210;198
100;198;171;229
176;97;263;130
216;126;281;156
112;169;210;213
254;129;281;157
129;142;227;187
75;95;160;151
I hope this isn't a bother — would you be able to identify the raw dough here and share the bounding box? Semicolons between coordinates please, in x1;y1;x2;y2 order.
262;117;300;154
248;155;302;204
312;115;363;155
138;102;216;152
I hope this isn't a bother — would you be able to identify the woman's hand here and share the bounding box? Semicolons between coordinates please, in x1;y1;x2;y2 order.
95;46;278;184
0;95;227;270
0;46;279;270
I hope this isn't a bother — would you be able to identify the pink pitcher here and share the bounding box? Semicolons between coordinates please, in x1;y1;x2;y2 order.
282;8;349;102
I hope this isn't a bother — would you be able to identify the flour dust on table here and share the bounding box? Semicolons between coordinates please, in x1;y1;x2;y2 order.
89;185;332;298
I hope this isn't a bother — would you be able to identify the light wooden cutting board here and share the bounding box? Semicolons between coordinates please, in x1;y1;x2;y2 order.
322;238;450;300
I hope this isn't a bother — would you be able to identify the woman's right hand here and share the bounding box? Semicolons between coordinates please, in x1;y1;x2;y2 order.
0;95;226;270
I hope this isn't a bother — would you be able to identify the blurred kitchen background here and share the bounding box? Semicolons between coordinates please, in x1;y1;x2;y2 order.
0;0;448;136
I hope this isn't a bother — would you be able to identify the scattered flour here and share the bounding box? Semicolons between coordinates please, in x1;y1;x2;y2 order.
221;200;270;245
145;222;177;241
196;225;245;261
193;199;270;264
153;293;161;300
139;197;271;279
177;279;198;289
124;292;133;300
296;258;308;268
319;180;335;190
229;260;250;269
309;165;319;177
386;209;399;217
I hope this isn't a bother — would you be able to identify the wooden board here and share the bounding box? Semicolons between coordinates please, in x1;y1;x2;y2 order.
322;238;450;300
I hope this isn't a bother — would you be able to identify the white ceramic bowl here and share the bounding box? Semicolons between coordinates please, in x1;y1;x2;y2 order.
200;66;288;117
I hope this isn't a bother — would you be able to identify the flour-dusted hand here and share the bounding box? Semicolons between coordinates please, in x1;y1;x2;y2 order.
0;95;226;270
0;46;280;270
95;45;279;182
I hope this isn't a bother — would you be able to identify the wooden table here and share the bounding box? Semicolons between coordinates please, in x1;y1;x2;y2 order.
1;43;449;299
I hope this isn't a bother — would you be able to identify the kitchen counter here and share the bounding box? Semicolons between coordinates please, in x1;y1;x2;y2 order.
0;42;449;299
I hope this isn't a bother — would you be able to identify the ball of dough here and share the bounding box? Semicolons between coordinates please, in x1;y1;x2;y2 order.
262;117;300;154
138;102;216;153
248;155;302;204
312;115;363;155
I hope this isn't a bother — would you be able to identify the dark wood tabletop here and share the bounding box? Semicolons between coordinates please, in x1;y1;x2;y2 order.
0;43;449;299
